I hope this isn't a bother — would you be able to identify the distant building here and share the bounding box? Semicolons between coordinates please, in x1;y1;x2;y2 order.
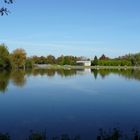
35;64;48;68
76;61;91;66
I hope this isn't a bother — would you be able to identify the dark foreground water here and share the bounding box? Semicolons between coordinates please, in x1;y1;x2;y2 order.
0;68;140;140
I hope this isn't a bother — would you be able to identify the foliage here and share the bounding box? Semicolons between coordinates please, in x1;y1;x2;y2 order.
1;128;140;140
11;48;27;69
32;56;47;64
0;44;11;69
1;43;140;70
0;133;10;140
27;131;80;140
0;0;13;16
97;128;122;140
97;59;132;66
25;58;34;69
28;131;46;140
99;54;109;60
31;55;83;66
91;56;98;66
46;55;56;64
0;44;9;57
117;53;140;66
91;54;133;66
56;55;65;65
57;55;77;65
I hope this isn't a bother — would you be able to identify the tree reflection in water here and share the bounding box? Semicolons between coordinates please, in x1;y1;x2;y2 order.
0;68;140;93
10;70;26;87
91;68;140;81
0;70;11;93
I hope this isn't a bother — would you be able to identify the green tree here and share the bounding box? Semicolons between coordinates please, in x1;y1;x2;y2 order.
57;55;65;65
57;55;77;65
46;55;56;64
99;54;109;60
63;56;77;65
11;48;27;69
33;56;47;64
91;56;98;66
32;56;40;64
25;58;34;69
0;44;11;69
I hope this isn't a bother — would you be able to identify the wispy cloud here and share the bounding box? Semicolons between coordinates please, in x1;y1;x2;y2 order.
0;39;104;47
0;38;112;50
0;38;136;58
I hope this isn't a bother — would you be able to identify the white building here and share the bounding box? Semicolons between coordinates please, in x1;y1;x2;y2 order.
76;61;91;66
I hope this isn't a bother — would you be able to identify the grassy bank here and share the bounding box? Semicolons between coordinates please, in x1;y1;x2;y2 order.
34;64;140;70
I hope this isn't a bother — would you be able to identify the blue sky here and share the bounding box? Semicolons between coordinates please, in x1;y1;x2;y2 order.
1;0;140;58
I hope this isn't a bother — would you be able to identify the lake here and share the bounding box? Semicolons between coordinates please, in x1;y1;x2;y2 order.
0;68;140;140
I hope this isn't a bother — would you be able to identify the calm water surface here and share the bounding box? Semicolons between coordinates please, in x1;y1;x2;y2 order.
0;69;140;139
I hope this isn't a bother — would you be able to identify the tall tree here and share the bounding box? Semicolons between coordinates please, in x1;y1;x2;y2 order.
0;44;11;69
91;56;98;66
57;55;65;65
11;48;27;69
99;54;109;60
46;55;56;64
0;44;9;58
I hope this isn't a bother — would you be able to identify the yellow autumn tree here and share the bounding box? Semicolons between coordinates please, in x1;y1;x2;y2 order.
11;48;27;69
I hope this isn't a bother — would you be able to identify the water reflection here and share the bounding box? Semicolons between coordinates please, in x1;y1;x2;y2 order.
91;69;140;80
0;68;140;93
10;70;26;87
31;69;77;77
0;70;11;93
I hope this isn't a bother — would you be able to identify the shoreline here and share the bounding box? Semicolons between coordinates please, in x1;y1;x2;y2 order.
34;65;140;70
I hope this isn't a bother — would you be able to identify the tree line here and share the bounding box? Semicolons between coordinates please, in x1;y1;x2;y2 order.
0;44;81;69
91;53;140;67
0;44;28;69
0;128;140;140
32;55;78;66
1;44;140;70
